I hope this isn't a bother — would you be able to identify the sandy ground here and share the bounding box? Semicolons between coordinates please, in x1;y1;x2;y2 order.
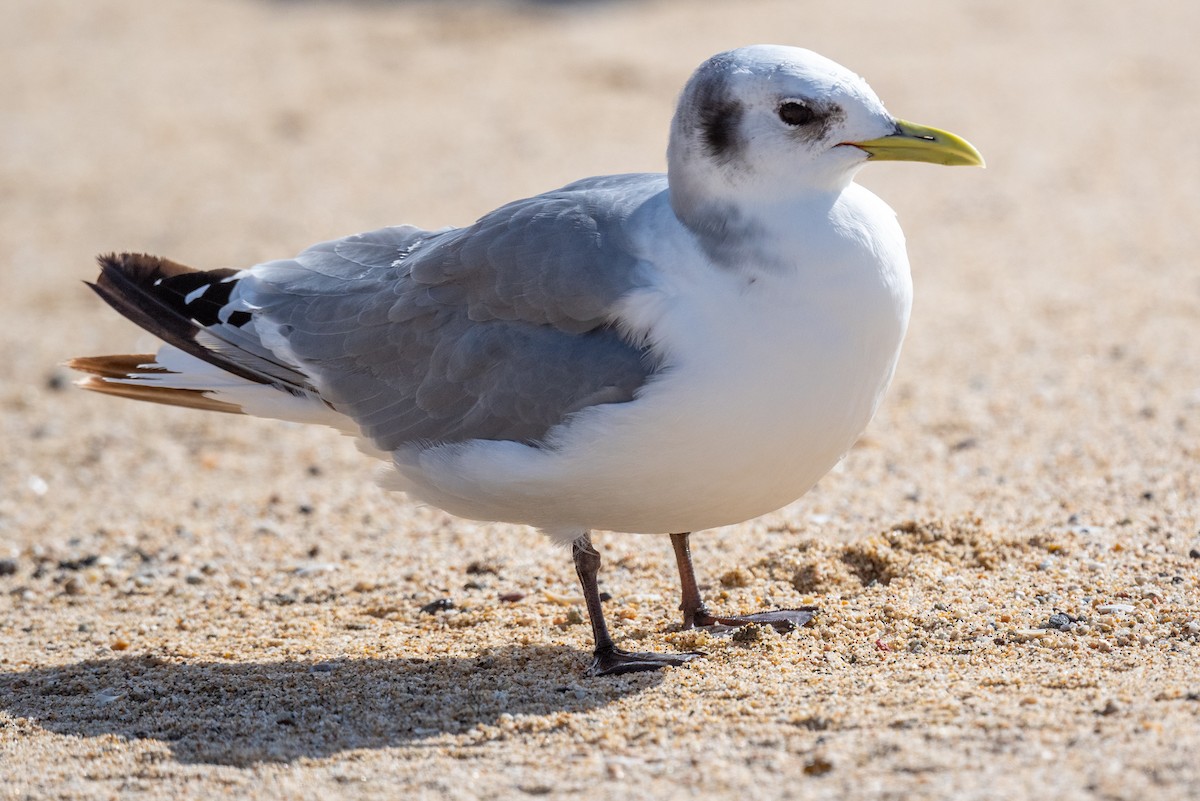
2;0;1199;799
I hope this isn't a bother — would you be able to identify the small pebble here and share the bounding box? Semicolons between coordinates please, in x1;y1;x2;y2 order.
554;608;585;627
293;562;338;577
732;623;767;643
720;567;754;588
1095;603;1134;615
1047;613;1075;631
45;370;69;391
58;555;98;571
1189;549;1200;560
420;598;455;614
94;689;125;705
0;559;17;577
498;592;525;603
803;757;834;776
1010;629;1047;642
517;785;553;796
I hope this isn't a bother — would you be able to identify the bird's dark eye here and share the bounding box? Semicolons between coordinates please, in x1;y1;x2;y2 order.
778;101;817;127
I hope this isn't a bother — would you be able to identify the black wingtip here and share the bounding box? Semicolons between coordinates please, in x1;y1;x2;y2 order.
84;251;269;386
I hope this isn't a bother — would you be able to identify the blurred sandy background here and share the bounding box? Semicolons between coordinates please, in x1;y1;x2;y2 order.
2;1;1198;799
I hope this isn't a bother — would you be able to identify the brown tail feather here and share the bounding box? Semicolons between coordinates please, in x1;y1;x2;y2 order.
68;355;244;415
68;354;161;379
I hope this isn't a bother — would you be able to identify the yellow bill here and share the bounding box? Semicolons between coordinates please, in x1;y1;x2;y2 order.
848;119;985;167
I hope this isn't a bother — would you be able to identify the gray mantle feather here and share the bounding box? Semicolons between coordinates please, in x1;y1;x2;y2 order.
238;174;669;450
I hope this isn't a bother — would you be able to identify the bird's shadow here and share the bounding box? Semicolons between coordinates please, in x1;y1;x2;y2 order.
0;647;657;765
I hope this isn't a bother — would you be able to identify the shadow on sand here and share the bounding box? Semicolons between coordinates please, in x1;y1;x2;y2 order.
0;647;657;765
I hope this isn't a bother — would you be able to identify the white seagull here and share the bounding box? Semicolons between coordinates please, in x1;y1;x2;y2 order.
72;45;983;675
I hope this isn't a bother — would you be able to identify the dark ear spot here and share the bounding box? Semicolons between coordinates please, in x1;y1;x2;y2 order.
699;97;743;163
690;66;743;164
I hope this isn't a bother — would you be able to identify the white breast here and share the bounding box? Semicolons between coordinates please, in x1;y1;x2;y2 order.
390;185;912;541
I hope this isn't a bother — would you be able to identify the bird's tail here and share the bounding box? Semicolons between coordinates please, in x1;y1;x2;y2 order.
70;253;338;426
70;352;244;413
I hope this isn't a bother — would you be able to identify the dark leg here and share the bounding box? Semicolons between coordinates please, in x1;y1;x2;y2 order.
670;532;817;633
573;533;699;676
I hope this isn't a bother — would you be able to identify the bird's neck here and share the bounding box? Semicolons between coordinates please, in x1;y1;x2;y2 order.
669;176;850;272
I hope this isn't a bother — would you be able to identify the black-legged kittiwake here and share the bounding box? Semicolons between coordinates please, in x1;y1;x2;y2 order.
72;45;983;675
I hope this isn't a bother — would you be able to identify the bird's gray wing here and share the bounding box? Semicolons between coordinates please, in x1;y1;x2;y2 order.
238;173;668;450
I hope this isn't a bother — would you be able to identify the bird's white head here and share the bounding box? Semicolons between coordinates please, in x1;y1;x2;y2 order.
667;45;983;236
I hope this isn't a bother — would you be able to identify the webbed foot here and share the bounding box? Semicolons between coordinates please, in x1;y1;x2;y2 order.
588;646;702;676
691;607;818;634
